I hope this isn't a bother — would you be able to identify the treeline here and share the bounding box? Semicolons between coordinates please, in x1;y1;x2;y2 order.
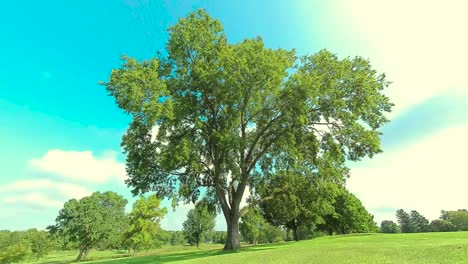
380;209;468;233
0;192;227;264
2;174;381;263
0;229;53;264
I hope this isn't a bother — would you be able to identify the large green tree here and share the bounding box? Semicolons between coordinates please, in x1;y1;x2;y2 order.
102;10;392;249
126;194;167;255
257;171;337;241
48;192;127;262
318;188;378;235
182;204;216;248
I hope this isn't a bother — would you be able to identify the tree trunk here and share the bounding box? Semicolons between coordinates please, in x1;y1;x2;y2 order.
224;211;240;250
75;245;88;262
293;226;299;241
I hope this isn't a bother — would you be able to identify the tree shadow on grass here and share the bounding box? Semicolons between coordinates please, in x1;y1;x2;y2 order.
37;243;291;264
92;243;290;264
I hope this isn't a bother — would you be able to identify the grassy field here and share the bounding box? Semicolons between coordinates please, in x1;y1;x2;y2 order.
30;232;468;264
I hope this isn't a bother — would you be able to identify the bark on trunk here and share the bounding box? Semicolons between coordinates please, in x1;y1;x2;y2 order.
293;226;299;242
224;211;240;250
75;246;88;262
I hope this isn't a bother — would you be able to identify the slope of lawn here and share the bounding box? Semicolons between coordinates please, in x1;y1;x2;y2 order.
34;232;468;264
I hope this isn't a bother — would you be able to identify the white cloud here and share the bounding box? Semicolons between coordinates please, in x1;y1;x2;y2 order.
4;192;63;209
305;0;468;117
0;178;91;199
347;124;468;223
28;149;127;184
0;178;92;211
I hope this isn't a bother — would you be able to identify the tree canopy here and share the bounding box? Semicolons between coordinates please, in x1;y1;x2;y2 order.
318;188;378;235
126;194;167;255
240;207;267;245
182;204;216;248
102;9;392;249
48;192;127;261
256;170;337;241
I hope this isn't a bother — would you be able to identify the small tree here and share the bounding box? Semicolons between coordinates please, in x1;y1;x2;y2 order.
396;209;416;233
210;231;227;244
0;231;31;264
170;231;186;246
25;229;54;260
262;224;286;243
182;204;216;248
240;207;266;245
410;210;430;232
125;194;167;255
430;219;456;232
48;192;128;262
380;220;400;233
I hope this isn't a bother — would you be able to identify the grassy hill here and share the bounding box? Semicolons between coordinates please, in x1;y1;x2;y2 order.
32;232;468;264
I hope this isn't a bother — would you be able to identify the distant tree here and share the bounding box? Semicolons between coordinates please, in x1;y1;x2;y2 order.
440;209;468;231
410;210;430;232
0;231;31;264
380;220;400;233
48;192;128;262
240;207;267;245
262;223;287;243
103;8;392;250
318;188;378;235
125;194;167;255
258;171;337;241
155;230;172;246
183;204;216;248
430;219;456;232
396;209;416;233
170;231;186;246
25;229;54;260
210;231;227;244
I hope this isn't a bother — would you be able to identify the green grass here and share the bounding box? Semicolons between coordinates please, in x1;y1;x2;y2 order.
32;232;468;264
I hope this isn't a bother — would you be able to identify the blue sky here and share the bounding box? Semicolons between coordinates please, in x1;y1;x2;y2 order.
1;0;467;231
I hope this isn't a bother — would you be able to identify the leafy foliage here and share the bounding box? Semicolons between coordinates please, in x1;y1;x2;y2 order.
380;220;400;233
257;171;337;241
182;204;216;248
0;229;54;264
48;192;128;261
396;209;430;233
0;231;31;264
410;210;430;232
318;188;378;235
170;231;187;246
430;219;456;232
440;209;468;231
125;194;167;254
240;207;267;245
396;209;416;233
102;9;392;249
